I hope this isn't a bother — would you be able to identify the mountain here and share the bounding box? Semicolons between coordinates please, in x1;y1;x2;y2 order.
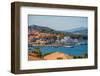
28;24;87;39
28;24;73;35
65;27;86;32
28;24;54;32
65;27;88;36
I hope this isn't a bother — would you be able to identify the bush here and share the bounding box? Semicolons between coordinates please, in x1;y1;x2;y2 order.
33;48;42;57
57;57;63;60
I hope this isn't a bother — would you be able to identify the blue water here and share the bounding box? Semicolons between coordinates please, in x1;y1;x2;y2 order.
29;44;88;56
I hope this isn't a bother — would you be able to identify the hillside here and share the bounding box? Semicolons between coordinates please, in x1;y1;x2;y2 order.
65;27;88;36
28;24;86;39
28;24;55;33
28;24;74;36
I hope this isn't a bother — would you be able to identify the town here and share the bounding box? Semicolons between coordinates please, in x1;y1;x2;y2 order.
28;25;87;60
28;29;79;47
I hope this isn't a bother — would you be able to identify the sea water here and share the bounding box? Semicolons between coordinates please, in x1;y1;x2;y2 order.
29;44;88;56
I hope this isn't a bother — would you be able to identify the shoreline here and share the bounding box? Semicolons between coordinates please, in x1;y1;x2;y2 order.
29;42;87;47
28;51;88;61
28;52;74;60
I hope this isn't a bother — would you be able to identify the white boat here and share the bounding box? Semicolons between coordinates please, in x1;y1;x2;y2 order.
64;46;73;48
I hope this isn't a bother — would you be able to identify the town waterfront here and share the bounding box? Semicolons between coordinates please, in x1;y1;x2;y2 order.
28;43;87;56
28;15;88;60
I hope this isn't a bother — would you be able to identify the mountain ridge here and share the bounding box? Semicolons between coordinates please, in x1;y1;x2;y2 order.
28;24;87;38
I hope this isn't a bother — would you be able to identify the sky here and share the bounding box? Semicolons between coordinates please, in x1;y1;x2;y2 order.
28;15;88;31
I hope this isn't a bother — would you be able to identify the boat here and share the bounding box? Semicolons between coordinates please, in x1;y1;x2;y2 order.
64;46;73;48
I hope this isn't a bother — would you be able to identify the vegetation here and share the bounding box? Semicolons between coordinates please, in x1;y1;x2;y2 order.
73;53;88;59
57;57;63;60
32;48;42;58
29;25;86;40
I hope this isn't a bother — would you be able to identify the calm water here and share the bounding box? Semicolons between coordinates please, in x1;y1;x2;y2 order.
29;44;88;56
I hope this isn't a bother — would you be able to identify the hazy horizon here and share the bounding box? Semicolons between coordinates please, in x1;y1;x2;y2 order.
28;15;88;31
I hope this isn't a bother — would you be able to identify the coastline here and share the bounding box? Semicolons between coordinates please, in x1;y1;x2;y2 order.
28;52;73;60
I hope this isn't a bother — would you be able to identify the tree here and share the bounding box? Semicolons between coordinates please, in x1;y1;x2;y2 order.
33;48;42;58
